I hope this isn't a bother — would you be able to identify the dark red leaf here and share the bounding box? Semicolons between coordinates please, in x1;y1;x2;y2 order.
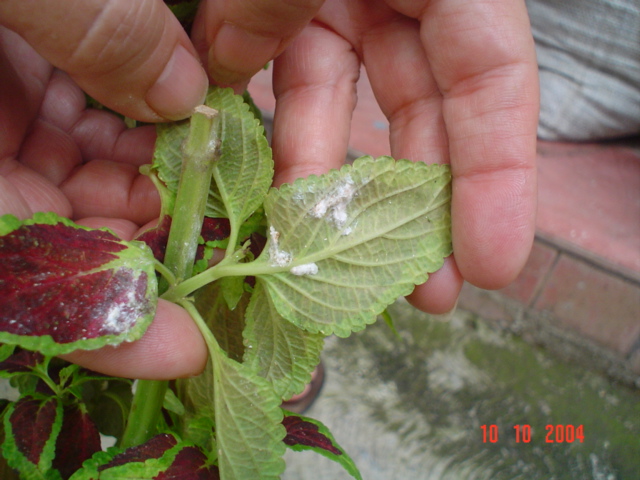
52;404;101;479
0;221;154;345
0;348;44;373
1;269;151;343
154;446;220;480
283;415;342;456
1;223;125;286
136;216;230;263
136;216;173;262
98;433;177;471
200;217;231;244
9;396;60;465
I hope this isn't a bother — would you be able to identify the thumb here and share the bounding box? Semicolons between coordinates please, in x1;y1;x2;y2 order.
0;0;208;122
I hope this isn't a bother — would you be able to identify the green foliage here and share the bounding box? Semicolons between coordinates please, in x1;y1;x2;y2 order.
0;86;452;479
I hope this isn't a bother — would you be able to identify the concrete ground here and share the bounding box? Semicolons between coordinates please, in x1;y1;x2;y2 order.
282;301;640;479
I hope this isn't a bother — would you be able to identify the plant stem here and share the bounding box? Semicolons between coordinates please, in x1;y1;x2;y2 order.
120;106;221;449
163;106;221;283
120;380;168;449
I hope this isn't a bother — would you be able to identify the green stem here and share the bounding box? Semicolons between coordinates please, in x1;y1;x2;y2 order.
120;106;221;449
120;380;168;449
163;106;221;283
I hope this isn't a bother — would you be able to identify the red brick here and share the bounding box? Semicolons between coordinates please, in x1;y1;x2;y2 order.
533;254;640;355
536;142;640;274
500;241;558;306
458;282;519;323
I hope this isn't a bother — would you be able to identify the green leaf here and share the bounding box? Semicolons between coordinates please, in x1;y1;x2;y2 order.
194;282;247;362
162;388;185;416
0;213;158;355
183;347;286;480
253;156;452;337
153;87;273;230
243;282;324;401
211;350;286;480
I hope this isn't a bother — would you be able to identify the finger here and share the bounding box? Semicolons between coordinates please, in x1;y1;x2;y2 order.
355;11;459;312
75;217;140;240
406;256;463;314
38;70;158;167
192;0;324;87
0;0;208;121
0;27;50;162
60;159;160;226
18;119;82;187
270;23;360;185
360;15;449;164
61;300;208;380
388;0;539;290
0;158;72;219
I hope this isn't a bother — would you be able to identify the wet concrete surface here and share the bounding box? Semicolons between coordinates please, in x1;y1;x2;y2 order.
283;300;640;480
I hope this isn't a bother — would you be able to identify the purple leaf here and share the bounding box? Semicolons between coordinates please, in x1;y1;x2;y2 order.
282;413;363;480
0;213;157;355
0;348;44;374
135;216;230;263
283;415;342;455
52;404;102;479
154;446;220;480
136;216;173;262
2;395;62;477
98;433;177;471
95;434;219;479
10;396;60;465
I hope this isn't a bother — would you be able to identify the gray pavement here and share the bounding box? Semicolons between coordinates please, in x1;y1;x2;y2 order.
283;300;640;480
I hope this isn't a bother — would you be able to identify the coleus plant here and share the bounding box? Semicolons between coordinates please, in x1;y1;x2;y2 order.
0;85;451;478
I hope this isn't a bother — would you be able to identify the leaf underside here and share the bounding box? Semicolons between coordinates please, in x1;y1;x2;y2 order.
0;213;158;355
184;348;286;480
255;155;452;337
243;281;324;401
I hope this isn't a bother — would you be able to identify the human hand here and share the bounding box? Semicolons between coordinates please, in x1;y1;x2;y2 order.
194;0;540;314
0;0;538;380
0;25;207;379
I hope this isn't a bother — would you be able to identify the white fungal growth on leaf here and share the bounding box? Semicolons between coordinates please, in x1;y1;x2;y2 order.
268;226;292;267
310;175;356;229
290;262;319;276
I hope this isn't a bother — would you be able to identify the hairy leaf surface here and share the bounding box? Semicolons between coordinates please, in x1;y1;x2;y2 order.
0;213;157;355
212;350;286;480
243;282;324;401
183;346;286;480
253;156;452;337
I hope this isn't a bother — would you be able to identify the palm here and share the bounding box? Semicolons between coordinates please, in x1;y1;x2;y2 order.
0;28;160;238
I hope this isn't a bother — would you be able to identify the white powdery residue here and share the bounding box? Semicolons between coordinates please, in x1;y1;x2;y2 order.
290;263;319;276
268;226;292;267
310;175;356;228
102;289;137;335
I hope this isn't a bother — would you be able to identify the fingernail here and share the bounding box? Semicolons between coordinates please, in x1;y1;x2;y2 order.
146;44;208;120
208;23;279;85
